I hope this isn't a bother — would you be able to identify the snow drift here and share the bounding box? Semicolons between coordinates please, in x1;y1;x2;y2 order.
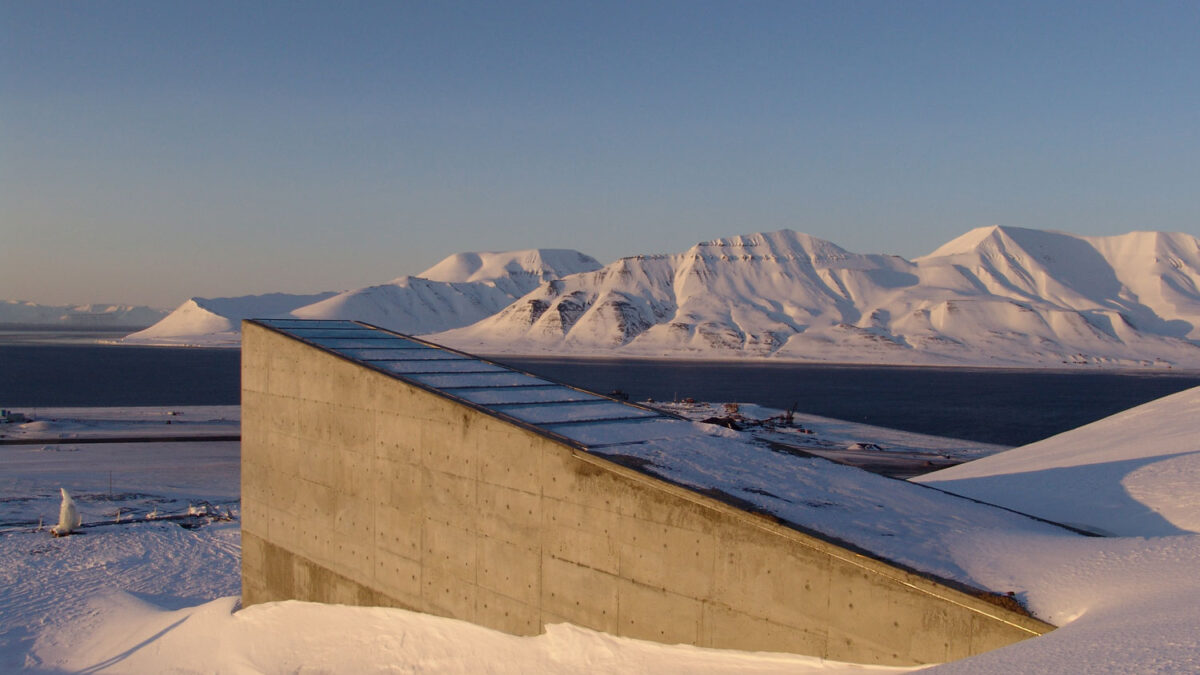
915;385;1200;536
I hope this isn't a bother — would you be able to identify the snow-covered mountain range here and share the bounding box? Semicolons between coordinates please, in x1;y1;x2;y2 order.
116;227;1200;368
121;249;602;346
436;227;1200;368
0;301;166;328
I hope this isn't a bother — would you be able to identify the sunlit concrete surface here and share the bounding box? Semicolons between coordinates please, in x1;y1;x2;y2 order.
241;319;1051;666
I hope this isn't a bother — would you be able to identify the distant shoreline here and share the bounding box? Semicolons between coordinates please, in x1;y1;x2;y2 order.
0;323;154;333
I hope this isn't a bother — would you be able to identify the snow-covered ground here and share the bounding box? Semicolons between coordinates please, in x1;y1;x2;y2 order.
652;401;1004;476
3;391;1200;672
0;406;239;442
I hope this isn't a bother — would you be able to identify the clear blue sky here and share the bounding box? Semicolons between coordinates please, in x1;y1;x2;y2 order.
3;1;1198;308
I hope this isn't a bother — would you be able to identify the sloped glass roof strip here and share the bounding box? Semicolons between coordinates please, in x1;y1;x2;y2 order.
408;371;555;389
254;319;681;448
337;348;469;361
307;337;419;349
375;360;510;375
543;417;693;446
255;319;360;329
284;328;392;339
498;400;660;426
451;386;598;406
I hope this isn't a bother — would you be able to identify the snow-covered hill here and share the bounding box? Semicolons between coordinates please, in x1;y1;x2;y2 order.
434;227;1200;368
914;385;1200;536
0;300;165;328
290;249;601;334
121;249;601;345
418;248;603;288
121;293;338;346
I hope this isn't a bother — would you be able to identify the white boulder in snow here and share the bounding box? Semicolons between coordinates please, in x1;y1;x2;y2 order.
50;488;81;537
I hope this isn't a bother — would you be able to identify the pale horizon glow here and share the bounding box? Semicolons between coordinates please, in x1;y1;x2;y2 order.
3;1;1199;308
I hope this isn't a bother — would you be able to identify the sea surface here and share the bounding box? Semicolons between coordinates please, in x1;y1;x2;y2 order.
2;330;1199;446
498;357;1200;446
0;333;239;408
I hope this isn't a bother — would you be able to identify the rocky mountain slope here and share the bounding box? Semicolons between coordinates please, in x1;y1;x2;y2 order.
122;249;601;345
433;227;1200;368
289;249;602;334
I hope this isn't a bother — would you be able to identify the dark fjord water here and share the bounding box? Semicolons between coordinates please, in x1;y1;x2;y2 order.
0;342;240;408
2;332;1198;446
496;357;1200;447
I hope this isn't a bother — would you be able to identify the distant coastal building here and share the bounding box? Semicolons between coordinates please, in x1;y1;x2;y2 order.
240;319;1053;666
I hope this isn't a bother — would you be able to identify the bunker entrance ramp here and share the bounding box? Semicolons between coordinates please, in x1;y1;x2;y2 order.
241;318;1056;666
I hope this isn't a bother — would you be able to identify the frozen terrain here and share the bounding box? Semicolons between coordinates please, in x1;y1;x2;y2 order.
118;226;1200;369
0;411;896;674
916;386;1200;536
121;293;338;346
438;227;1200;368
3;389;1200;672
915;386;1200;673
0;406;239;442
122;249;600;346
653;401;1004;477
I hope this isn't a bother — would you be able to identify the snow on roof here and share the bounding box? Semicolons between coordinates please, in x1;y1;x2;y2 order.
254;318;1082;594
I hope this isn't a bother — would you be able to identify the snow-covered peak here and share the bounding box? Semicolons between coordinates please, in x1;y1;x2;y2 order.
118;226;1200;365
434;226;1200;367
417;249;601;284
189;293;339;319
917;224;1091;261
122;292;337;346
690;229;857;265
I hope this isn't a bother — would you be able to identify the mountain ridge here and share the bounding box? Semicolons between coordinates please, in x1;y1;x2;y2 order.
114;228;1200;368
433;227;1200;368
0;301;166;328
120;249;601;346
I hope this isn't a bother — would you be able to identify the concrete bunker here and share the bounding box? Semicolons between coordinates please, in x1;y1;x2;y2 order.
241;319;1053;666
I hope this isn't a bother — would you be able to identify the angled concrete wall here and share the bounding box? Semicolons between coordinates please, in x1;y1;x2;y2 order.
241;321;1051;666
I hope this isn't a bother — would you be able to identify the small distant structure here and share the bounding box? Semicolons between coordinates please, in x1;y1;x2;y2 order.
51;488;81;537
1;409;29;424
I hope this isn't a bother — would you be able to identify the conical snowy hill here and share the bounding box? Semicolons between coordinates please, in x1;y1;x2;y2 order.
123;293;338;346
433;228;1200;368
